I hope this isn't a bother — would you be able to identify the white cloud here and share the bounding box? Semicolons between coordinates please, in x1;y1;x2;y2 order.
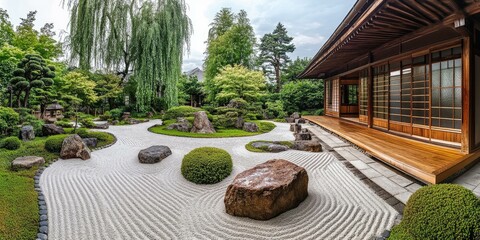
293;34;326;46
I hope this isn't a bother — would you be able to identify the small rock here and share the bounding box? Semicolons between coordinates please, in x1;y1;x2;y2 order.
167;121;191;132
285;117;295;123
251;142;271;149
39;226;48;234
267;144;289;152
82;138;98;148
42;124;65;136
19;125;35;141
11;156;45;170
121;112;131;120
293;140;322;152
296;118;306;124
138;145;172;164
93;123;109;129
243;122;259;132
40;215;48;221
111;120;119;125
60;135;91;160
39;210;47;215
37;233;47;240
39;220;48;227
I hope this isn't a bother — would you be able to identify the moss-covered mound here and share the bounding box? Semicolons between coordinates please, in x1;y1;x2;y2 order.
1;136;22;150
389;184;480;240
181;147;233;184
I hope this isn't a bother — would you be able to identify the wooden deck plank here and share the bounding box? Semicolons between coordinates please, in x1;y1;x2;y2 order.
304;116;480;184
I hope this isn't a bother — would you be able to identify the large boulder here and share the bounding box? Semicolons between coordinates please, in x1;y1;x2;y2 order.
243;122;259;132
285;118;295;123
293;140;322;152
60;134;91;160
295;129;312;141
291;112;301;119
19;125;35;141
191;111;216;134
138;145;172;164
11;156;45;170
82;138;98;148
42;124;65;136
167;117;191;132
224;159;309;220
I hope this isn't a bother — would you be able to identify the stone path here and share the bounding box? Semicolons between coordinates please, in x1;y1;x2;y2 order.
40;120;397;240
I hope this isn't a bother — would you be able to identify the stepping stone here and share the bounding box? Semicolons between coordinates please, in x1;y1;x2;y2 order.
138;145;172;164
224;159;308;220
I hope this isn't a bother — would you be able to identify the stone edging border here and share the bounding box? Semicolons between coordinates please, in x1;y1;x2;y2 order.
305;121;403;240
33;132;118;240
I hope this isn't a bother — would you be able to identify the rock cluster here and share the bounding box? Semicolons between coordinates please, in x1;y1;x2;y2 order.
224;159;309;220
138;145;172;164
292;129;322;152
167;117;191;132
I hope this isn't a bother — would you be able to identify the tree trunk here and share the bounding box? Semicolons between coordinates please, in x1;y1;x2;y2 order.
23;88;31;108
275;64;281;93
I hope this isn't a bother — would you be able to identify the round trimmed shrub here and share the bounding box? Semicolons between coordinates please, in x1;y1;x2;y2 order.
163;106;204;120
181;147;233;184
389;184;480;239
1;136;22;150
45;134;69;153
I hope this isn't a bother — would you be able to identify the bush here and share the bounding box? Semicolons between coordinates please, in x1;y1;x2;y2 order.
226;98;248;109
163;106;204;120
181;147;233;184
245;113;257;120
213;112;238;128
55;120;73;128
0;107;20;136
1;136;22;150
314;109;324;116
389;184;480;240
80;118;95;128
45;134;69;153
109;108;124;120
265;100;287;119
99;111;112;121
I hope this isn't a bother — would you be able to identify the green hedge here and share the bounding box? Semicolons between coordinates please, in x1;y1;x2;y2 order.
181;147;232;184
45;134;69;153
389;184;480;240
163;106;204;120
1;137;22;150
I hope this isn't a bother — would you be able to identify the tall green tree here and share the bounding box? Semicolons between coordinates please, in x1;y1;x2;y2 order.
259;23;295;92
9;54;56;108
64;0;192;110
178;74;203;107
0;8;14;46
280;80;324;114
282;57;312;82
212;65;266;105
204;9;256;103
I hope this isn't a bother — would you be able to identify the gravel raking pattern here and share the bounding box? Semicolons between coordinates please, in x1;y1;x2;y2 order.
40;120;397;240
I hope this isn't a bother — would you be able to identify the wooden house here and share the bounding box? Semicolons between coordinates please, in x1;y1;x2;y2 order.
300;0;480;184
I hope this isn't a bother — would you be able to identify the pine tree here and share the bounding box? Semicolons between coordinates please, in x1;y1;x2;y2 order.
259;23;295;92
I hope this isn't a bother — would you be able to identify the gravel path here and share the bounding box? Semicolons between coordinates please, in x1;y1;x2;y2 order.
40;120;397;240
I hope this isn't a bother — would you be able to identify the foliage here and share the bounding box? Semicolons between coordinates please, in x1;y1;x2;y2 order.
280;80;324;114
265;100;287;119
1;136;21;150
181;147;232;184
0;8;14;46
389;184;480;240
204;9;256;102
45;134;69;153
213;112;238;128
212;65;266;105
64;0;192;110
282;57;312;82
79;117;95;128
163;106;204;120
109;108;124;121
149;120;275;138
91;72;123;110
178;74;203;107
245;140;293;153
10;54;56;108
55;120;73;128
259;23;295;92
0;107;19;136
58;71;98;107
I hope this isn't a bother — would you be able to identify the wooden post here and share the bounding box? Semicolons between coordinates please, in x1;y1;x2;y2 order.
367;58;374;128
461;36;472;153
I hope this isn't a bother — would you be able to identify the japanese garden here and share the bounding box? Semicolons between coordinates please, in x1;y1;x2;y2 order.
0;0;479;240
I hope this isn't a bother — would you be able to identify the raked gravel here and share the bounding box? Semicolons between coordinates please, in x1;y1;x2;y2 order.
40;120;397;240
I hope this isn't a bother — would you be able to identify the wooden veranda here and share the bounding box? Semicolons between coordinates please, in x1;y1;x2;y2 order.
305;116;480;184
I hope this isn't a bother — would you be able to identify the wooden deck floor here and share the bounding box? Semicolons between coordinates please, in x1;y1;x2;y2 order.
304;116;480;184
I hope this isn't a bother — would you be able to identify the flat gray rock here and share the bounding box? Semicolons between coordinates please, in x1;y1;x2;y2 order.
12;156;45;170
20;125;35;141
243;122;259;132
138;145;172;164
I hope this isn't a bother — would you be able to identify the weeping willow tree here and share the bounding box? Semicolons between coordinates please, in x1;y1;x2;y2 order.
63;0;192;110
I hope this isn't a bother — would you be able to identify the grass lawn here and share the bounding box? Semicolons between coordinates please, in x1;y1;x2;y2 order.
149;120;276;138
245;140;293;153
0;130;115;240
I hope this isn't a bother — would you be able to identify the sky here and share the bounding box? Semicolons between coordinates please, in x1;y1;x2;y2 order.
0;0;357;71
